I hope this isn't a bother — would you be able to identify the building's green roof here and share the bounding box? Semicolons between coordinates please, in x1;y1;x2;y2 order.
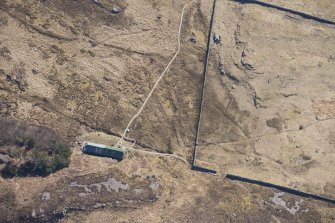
85;142;126;153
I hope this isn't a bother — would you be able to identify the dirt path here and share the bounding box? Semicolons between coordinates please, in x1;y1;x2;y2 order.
116;4;188;147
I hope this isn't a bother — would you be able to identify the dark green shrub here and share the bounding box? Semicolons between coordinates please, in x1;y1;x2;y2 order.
30;151;53;176
52;143;71;171
26;138;35;150
1;163;17;178
15;137;25;147
0;119;71;178
17;151;52;177
55;144;71;157
53;155;70;171
18;160;35;176
2;147;71;177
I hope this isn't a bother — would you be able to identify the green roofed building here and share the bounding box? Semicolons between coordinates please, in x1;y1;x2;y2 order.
82;142;126;160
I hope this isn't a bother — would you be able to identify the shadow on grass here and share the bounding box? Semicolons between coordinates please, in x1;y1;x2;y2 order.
226;174;335;205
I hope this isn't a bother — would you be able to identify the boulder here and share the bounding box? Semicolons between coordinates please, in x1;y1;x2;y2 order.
190;32;196;44
213;33;221;44
112;5;122;14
